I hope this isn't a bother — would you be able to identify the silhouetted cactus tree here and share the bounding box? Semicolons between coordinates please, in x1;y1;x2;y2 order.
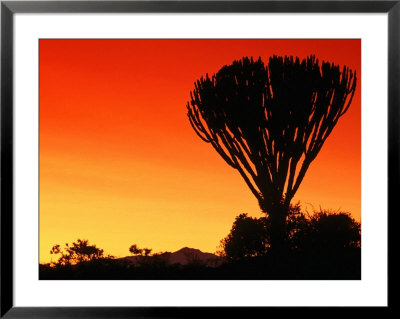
187;55;357;253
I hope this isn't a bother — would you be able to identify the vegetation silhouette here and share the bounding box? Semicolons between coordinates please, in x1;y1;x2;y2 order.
213;205;360;279
218;205;361;261
298;210;361;252
129;244;152;257
187;55;357;254
217;213;269;260
49;239;112;266
40;205;360;280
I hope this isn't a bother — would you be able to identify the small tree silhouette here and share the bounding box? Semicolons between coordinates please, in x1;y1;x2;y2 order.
218;213;269;261
50;239;107;266
129;244;143;256
129;244;152;256
187;55;356;253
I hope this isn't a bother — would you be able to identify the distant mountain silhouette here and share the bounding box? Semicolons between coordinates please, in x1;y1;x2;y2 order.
120;247;223;267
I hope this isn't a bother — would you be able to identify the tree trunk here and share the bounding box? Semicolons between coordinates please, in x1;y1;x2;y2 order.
260;200;289;256
269;208;288;255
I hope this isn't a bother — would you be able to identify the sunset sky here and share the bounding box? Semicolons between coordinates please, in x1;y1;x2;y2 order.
39;39;361;264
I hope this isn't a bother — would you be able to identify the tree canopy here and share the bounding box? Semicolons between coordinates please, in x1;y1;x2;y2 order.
50;239;108;266
188;55;356;213
187;55;357;251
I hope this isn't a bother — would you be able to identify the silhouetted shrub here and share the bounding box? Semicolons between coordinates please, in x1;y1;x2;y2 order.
297;211;361;252
49;239;112;266
129;244;152;256
218;213;269;261
219;205;360;260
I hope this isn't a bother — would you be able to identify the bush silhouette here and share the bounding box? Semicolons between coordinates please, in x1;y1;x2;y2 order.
218;206;360;260
49;239;110;266
129;244;152;257
218;213;269;261
297;211;361;252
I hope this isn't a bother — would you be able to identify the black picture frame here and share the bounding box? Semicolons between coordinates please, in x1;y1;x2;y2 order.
1;1;396;317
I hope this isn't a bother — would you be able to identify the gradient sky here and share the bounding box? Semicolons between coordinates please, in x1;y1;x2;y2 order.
39;39;361;263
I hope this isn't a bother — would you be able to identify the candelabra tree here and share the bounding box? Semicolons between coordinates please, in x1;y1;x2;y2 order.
187;55;357;253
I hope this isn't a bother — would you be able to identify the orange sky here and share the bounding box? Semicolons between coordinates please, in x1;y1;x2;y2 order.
39;39;361;263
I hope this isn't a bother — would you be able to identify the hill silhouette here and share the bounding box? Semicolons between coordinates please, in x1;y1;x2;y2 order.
120;247;223;267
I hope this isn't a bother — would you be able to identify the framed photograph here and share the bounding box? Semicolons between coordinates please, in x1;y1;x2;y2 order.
1;0;395;317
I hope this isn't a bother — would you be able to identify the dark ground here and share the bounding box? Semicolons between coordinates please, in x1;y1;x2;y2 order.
39;248;361;280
